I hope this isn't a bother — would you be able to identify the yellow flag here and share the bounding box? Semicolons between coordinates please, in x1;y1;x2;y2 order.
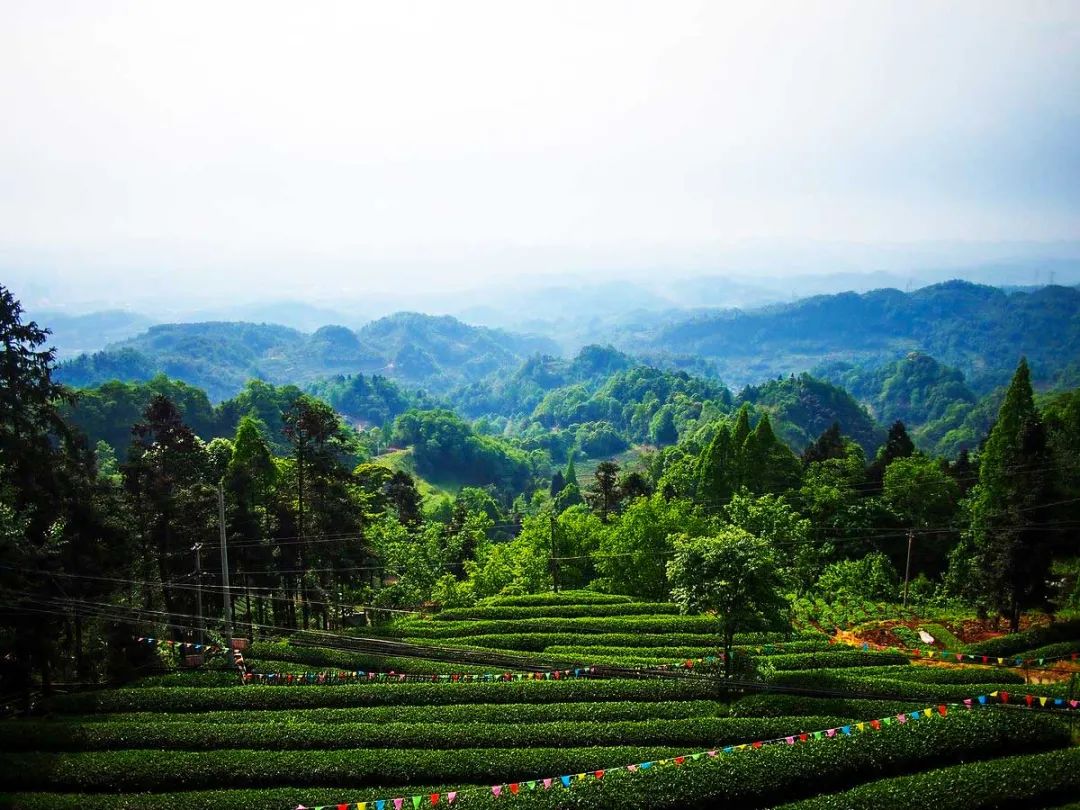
357;804;367;810
997;658;1004;665
577;773;586;781
991;691;999;697
1040;697;1048;706
856;723;865;732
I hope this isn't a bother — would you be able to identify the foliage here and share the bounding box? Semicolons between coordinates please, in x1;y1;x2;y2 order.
668;528;790;676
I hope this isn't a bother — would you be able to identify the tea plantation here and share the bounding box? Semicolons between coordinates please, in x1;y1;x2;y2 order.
1;592;1077;809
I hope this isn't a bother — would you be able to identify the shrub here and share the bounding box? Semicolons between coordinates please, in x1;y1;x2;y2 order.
3;715;856;753
0;745;689;792
766;669;1067;700
47;678;726;715
777;747;1080;809
383;616;784;639
729;694;923;719
60;700;728;727
481;592;632;607
763;651;908;671
418;710;1068;809
846;665;1025;685
245;642;493;675
433;603;681;621
965;619;1080;657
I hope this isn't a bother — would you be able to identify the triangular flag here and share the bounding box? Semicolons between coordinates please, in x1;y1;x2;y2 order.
561;776;571;787
447;793;457;805
527;781;535;790
576;773;586;782
509;784;519;796
542;779;552;789
595;770;605;779
412;797;421;810
938;705;947;716
491;786;501;798
628;764;638;772
394;800;404;810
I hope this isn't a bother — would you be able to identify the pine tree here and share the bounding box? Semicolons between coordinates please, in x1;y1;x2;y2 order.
564;457;579;488
802;422;846;464
968;358;1056;630
698;423;736;503
742;413;801;494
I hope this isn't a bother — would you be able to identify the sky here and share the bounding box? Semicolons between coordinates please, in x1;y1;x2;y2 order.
1;0;1080;310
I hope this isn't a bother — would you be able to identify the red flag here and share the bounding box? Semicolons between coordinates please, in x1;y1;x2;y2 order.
1000;691;1009;703
799;733;808;742
1025;694;1033;707
870;719;881;730
509;784;519;795
674;756;685;766
752;741;762;749
594;770;605;779
430;794;439;806
937;705;947;716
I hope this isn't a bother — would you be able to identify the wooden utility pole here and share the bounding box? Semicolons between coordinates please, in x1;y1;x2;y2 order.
550;513;560;593
192;542;205;645
218;482;234;665
902;528;914;607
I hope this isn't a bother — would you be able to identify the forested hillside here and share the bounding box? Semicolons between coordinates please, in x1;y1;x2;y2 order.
645;281;1080;392
56;313;558;400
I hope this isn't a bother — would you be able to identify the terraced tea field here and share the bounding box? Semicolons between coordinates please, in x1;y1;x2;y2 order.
2;592;1077;809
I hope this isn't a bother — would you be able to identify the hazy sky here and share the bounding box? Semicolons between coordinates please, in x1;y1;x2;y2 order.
2;1;1080;308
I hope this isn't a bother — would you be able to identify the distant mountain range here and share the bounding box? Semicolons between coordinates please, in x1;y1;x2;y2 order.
56;313;557;401
636;281;1080;393
50;281;1080;411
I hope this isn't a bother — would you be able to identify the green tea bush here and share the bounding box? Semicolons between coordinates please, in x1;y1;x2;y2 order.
245;642;493;675
483;592;632;607
729;694;923;719
919;623;966;651
846;665;1026;685
428;710;1069;809
433;603;681;621
48;678;726;715
0;745;690;792
777;747;1080;809
763;651;908;671
4;715;854;753
965;619;1080;657
766;669;1066;700
384;616;798;639
61;700;727;727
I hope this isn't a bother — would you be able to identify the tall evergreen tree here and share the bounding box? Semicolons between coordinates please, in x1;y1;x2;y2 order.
698;423;736;503
802;422;846;465
867;420;915;487
968;359;1056;630
742;413;801;494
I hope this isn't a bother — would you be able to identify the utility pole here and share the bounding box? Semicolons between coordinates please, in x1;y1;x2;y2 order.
192;543;205;645
550;513;560;593
218;482;234;666
902;528;914;608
